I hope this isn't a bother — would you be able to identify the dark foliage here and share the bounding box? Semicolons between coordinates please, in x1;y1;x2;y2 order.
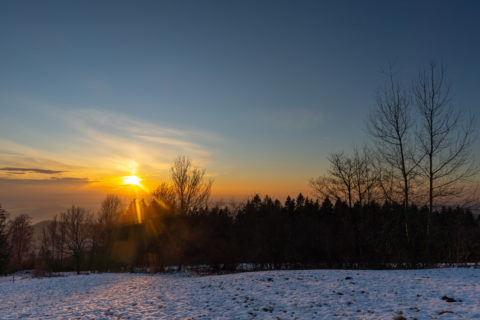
76;195;480;272
0;205;9;274
23;194;480;274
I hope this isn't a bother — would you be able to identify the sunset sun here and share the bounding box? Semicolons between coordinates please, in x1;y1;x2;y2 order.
122;175;142;187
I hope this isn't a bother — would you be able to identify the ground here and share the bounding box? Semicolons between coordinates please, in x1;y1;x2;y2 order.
1;268;479;319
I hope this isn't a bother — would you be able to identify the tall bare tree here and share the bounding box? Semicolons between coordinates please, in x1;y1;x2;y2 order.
367;68;420;210
170;156;213;214
414;62;477;234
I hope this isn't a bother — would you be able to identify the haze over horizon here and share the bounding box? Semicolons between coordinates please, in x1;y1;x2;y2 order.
1;0;479;221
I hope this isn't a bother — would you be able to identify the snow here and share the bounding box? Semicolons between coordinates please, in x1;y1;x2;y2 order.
1;268;479;319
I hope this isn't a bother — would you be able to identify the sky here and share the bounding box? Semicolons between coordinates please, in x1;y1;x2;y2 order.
0;0;479;221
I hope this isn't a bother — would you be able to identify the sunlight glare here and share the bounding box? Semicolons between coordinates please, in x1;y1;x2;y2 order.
123;175;142;187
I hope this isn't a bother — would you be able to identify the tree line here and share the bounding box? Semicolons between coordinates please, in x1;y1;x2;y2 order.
1;192;479;275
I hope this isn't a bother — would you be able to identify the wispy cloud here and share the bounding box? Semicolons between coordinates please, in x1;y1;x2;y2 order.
57;108;218;173
0;177;90;184
0;167;65;174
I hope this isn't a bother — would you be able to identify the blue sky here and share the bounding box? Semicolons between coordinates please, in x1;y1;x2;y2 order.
0;0;479;219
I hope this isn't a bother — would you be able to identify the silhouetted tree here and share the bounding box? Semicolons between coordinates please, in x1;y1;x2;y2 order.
99;194;122;226
93;194;123;271
309;174;341;203
0;205;9;274
152;182;177;212
330;153;354;207
170;156;213;214
367;68;421;243
414;62;477;234
352;146;379;205
39;216;59;272
7;214;33;270
311;147;378;207
61;206;93;274
367;67;420;210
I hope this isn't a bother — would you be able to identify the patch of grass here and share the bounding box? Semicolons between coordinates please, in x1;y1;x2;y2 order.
438;310;454;315
441;295;456;303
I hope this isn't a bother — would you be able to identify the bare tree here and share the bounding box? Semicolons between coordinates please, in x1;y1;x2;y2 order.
152;182;177;211
170;156;213;214
61;206;93;274
39;215;59;271
7;214;33;270
310;148;379;207
367;67;420;210
310;174;343;203
57;216;66;268
372;157;401;204
47;217;58;263
95;195;123;270
327;152;356;208
352;148;366;206
354;146;379;204
39;215;67;270
98;194;122;227
414;62;477;234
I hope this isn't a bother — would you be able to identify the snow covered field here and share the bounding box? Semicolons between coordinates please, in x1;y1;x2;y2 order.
1;268;479;319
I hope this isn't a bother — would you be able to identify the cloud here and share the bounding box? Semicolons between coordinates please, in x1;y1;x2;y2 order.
0;177;91;184
53;108;218;172
0;167;65;174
